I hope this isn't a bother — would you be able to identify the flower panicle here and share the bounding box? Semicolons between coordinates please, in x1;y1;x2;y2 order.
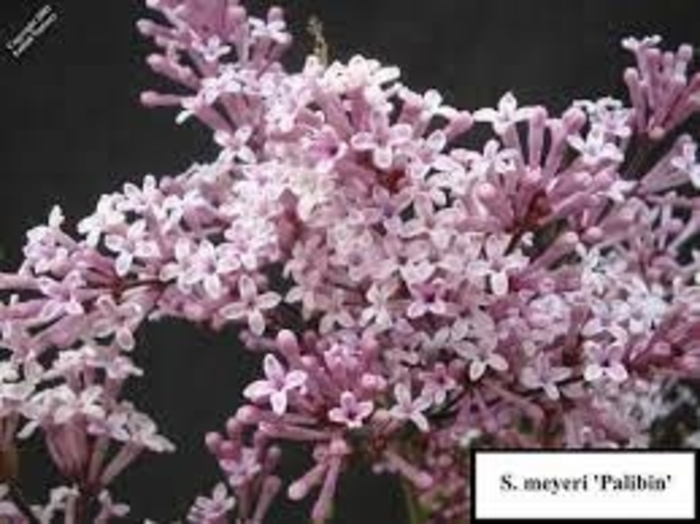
1;1;700;521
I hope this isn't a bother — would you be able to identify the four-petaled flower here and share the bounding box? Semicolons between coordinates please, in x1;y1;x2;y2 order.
465;140;518;178
328;391;374;429
520;354;572;401
452;310;508;381
456;341;508;382
36;272;87;322
671;140;700;188
187;483;236;524
388;384;431;432
93;296;143;351
193;35;232;63
104;220;160;277
583;342;629;383
249;17;290;45
361;280;398;330
221;447;262;488
574;97;632;139
96;490;130;522
467;234;526;296
419;363;458;406
621;35;662;52
568;125;624;166
473;92;533;134
351;122;414;171
77;195;125;247
126;411;175;453
220;275;281;335
406;280;449;318
243;354;307;415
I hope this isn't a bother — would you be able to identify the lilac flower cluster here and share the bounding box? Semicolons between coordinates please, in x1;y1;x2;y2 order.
2;0;700;522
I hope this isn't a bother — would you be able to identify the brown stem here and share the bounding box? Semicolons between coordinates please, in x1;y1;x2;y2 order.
74;486;98;524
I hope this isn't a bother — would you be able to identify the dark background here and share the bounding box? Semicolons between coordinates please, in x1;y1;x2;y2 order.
1;1;700;522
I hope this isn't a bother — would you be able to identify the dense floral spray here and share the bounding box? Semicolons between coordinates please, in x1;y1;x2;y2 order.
2;1;700;523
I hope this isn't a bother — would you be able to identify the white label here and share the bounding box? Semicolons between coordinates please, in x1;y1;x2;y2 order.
473;451;696;520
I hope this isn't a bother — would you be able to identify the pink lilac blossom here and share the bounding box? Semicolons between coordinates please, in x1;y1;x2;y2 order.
1;1;700;523
186;483;235;524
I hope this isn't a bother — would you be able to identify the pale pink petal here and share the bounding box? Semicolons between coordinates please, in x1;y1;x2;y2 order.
394;384;411;406
54;406;74;425
551;367;573;382
350;132;375;151
284;370;307;390
248;310;266;336
607;363;629;383
406;301;426;319
584;364;604;382
243;380;275;401
220;303;247;320
174;238;191;260
520;368;540;389
411;412;430;433
374;147;393;171
204;274;223;299
469;360;487;381
238;275;257;301
263;354;285;381
256;292;281;310
328;406;346;425
270;391;288;415
544;383;560;401
490;271;509;296
116;329;135;351
489;353;509;372
159;263;179;282
104;235;125;253
357;400;374;420
65;298;85;316
473;108;499;122
339;391;357;410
